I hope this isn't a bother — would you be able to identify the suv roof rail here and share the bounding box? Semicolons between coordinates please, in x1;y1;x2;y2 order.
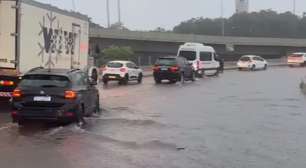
28;67;44;72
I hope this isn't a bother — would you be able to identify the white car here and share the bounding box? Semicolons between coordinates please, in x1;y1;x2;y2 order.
237;55;268;71
177;43;220;77
287;53;306;67
102;61;143;85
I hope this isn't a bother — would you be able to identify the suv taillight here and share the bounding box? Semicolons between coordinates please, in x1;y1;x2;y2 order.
65;91;77;99
170;66;179;72
153;66;160;72
12;89;22;98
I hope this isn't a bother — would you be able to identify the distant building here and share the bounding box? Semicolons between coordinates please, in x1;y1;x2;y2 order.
235;0;249;13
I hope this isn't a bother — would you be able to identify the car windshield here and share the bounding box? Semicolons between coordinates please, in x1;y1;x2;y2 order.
179;51;197;61
240;57;251;61
107;62;123;68
19;75;70;88
156;58;176;66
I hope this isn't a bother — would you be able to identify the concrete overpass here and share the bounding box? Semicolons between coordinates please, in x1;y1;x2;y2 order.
89;28;306;65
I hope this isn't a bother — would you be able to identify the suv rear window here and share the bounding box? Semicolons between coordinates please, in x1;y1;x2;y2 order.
156;58;177;66
178;51;196;61
240;57;251;61
19;75;70;88
107;62;123;68
200;52;212;61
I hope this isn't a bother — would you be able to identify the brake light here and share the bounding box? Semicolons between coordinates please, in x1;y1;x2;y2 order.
170;66;179;72
0;80;14;86
120;68;127;72
153;65;160;72
65;91;77;99
12;89;22;98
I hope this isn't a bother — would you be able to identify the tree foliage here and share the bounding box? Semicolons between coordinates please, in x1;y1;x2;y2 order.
96;46;135;66
173;10;306;38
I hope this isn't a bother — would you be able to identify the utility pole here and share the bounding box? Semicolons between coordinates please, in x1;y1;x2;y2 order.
117;0;121;23
293;0;296;15
221;0;225;36
71;0;76;11
106;0;111;28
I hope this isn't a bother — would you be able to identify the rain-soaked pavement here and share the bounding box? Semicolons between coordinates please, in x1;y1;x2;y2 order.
1;67;306;168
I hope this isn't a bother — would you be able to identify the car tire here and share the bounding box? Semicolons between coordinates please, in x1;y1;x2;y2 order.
191;71;196;82
122;74;129;85
180;73;185;84
154;77;161;84
137;73;143;84
251;65;256;71
264;64;267;70
238;67;242;71
196;70;203;78
103;79;108;85
17;120;25;127
95;96;101;114
76;105;85;126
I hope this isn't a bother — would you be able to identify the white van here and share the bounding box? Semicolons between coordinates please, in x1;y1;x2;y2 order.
177;43;220;77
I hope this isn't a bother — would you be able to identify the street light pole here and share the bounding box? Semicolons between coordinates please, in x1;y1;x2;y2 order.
221;0;225;36
293;0;296;15
117;0;121;24
106;0;111;28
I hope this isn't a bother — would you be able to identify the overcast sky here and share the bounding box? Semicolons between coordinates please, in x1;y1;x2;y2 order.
38;0;306;30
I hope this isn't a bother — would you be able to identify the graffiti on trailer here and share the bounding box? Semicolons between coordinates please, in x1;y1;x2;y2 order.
38;12;78;68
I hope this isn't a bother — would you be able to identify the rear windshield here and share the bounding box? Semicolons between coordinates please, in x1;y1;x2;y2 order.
240;57;251;61
178;51;197;61
156;58;177;66
290;54;303;57
200;52;212;61
19;75;70;88
107;62;123;68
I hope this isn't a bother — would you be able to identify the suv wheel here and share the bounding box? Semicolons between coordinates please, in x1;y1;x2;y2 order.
251;65;256;71
196;70;203;78
191;71;196;82
137;73;143;84
95;97;101;114
264;64;267;70
103;79;108;85
155;78;161;84
76;105;85;126
180;73;185;84
119;74;129;85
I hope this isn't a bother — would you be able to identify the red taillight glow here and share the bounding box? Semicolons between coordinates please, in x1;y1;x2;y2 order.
11;111;18;117
12;89;22;98
120;68;127;72
170;66;179;72
64;112;75;117
0;80;14;86
153;66;160;72
65;91;77;99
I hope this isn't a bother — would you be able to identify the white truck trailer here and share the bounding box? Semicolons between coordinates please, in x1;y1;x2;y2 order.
0;0;95;99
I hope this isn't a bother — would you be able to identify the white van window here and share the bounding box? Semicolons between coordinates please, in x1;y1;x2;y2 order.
200;52;212;61
179;51;197;61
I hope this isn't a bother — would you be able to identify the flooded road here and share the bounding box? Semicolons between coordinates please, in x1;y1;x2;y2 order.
1;67;306;168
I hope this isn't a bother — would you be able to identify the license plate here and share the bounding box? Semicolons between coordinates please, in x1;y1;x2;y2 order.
34;96;51;102
161;67;168;71
109;76;116;79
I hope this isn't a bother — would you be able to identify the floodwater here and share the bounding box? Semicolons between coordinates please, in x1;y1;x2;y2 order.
1;67;306;168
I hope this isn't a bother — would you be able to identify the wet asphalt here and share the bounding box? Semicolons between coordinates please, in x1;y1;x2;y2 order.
1;67;306;168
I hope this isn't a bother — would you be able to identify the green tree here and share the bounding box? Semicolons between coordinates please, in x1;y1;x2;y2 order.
96;46;135;66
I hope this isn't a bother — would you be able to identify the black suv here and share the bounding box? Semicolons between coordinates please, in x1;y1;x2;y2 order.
11;68;99;125
153;56;195;84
